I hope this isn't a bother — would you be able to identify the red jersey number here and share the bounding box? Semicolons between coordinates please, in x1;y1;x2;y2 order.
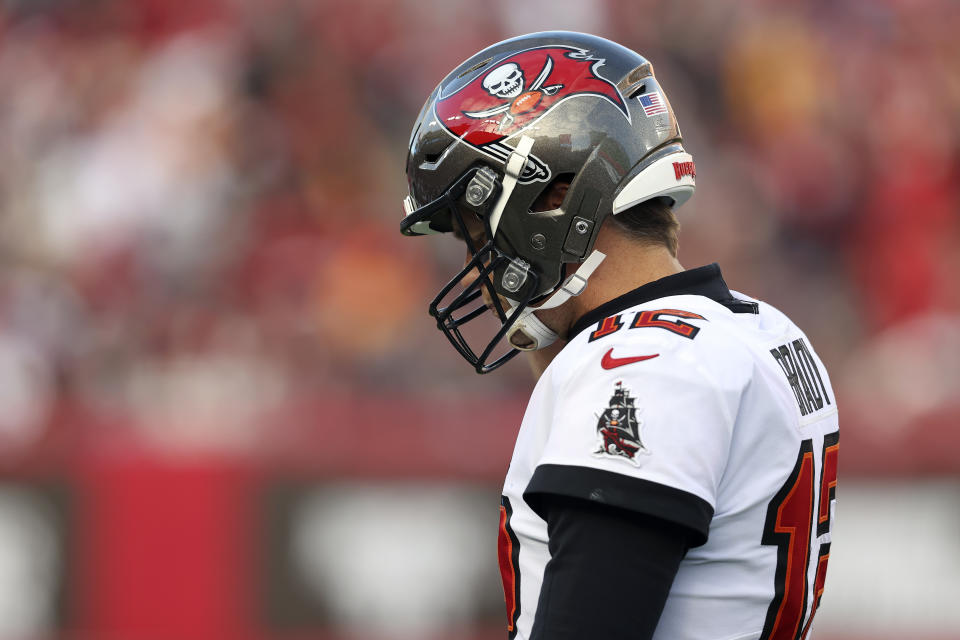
760;433;839;640
498;496;521;638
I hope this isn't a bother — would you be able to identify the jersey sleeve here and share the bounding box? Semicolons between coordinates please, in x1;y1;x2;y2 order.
523;333;746;546
529;495;688;640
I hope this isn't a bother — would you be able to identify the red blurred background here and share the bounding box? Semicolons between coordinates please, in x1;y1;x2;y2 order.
0;0;958;638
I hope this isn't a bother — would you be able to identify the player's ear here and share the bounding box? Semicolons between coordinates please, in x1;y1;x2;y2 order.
531;178;571;213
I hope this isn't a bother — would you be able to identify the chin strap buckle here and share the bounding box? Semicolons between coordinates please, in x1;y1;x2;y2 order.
561;272;589;297
537;250;607;311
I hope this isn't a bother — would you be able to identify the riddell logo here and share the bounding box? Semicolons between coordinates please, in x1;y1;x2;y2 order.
673;161;696;180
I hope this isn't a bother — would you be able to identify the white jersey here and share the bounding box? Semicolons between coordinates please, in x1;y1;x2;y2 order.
498;265;839;640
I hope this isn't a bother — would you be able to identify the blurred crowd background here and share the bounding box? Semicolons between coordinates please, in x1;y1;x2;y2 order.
0;0;958;638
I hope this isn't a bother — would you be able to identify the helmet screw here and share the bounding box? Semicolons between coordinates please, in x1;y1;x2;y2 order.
530;233;546;250
502;272;521;291
575;220;590;235
466;185;485;205
464;167;498;207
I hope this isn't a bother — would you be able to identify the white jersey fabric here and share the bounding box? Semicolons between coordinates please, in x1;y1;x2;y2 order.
498;264;839;640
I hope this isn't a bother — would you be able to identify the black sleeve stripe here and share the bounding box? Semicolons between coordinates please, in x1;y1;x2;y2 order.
524;464;714;547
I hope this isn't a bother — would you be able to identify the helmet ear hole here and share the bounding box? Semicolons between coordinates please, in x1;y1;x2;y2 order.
531;173;575;213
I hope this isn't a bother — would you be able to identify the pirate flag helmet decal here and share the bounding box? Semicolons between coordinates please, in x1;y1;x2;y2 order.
435;46;631;183
401;31;696;373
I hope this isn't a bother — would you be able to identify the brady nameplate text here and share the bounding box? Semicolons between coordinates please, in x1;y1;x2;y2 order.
770;338;831;416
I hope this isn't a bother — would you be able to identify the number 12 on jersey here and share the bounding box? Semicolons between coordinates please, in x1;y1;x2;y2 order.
761;432;839;640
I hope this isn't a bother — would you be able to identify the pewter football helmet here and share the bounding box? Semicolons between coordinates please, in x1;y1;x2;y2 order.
401;31;695;373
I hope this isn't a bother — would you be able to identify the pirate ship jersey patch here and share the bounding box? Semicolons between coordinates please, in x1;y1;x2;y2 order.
593;381;649;465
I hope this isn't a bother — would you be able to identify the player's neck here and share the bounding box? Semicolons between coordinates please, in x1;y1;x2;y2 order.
568;226;684;323
525;226;684;380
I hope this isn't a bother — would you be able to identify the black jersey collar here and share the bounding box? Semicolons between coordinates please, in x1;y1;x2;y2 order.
568;263;757;340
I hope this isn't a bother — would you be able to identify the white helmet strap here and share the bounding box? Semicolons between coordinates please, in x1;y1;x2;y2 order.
505;249;607;351
533;248;606;311
487;135;535;238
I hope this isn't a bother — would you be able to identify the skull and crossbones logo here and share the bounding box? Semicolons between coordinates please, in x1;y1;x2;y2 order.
482;63;524;99
465;56;564;131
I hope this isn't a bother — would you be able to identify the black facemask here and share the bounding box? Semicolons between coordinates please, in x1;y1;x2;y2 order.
402;168;541;373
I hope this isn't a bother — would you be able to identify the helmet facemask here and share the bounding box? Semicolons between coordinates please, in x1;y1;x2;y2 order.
402;165;543;373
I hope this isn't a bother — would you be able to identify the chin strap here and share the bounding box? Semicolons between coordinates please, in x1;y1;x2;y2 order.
506;249;607;351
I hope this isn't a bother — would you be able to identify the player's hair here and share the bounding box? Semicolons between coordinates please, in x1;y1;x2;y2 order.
608;197;680;257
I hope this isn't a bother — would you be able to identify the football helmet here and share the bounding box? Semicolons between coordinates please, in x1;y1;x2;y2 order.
401;31;695;373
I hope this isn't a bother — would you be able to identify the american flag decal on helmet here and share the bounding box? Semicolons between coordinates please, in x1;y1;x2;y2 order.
637;92;668;117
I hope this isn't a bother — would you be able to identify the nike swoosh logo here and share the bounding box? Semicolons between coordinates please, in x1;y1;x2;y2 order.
601;348;659;369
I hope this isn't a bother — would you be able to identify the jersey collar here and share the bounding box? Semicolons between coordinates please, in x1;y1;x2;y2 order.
568;263;757;340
